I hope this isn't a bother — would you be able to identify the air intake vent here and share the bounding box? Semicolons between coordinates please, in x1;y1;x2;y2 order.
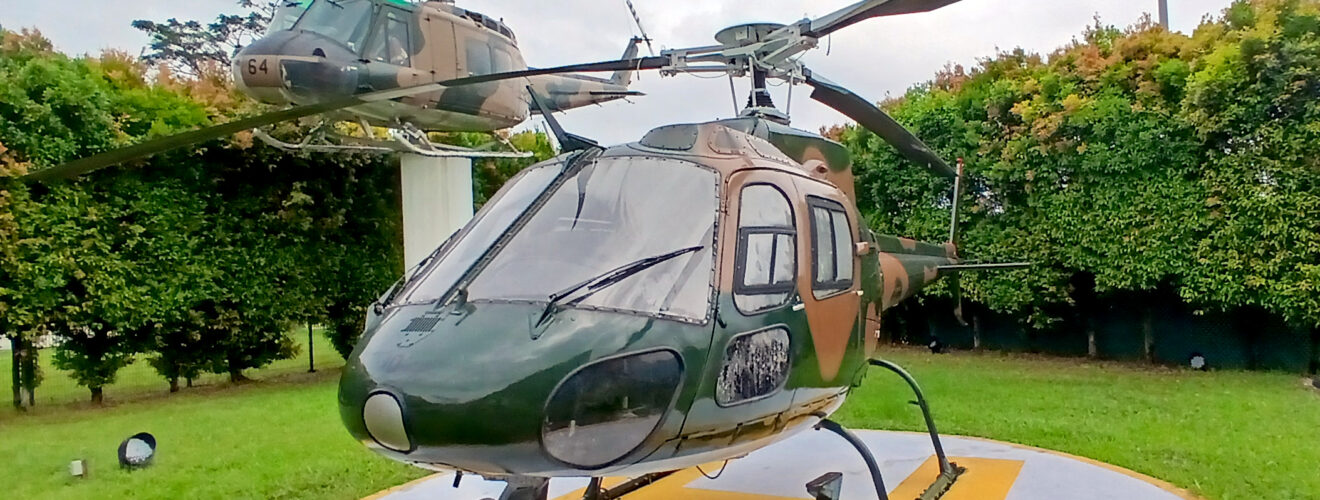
403;315;443;333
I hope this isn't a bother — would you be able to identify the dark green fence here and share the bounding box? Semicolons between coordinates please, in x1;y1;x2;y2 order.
888;296;1320;374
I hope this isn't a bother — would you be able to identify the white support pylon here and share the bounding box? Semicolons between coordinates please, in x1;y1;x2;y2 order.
400;154;474;270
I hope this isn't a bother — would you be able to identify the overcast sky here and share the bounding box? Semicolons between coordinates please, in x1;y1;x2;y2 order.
2;0;1237;145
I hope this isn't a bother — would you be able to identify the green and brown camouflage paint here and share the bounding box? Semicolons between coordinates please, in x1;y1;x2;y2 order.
339;117;963;477
233;0;640;132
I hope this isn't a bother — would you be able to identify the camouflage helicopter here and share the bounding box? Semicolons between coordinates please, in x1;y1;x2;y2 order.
24;0;649;181
22;0;1027;498
233;0;646;156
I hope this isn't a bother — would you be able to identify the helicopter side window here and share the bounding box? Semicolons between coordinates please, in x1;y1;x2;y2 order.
466;41;492;76
491;47;515;74
808;197;854;299
733;184;796;314
366;11;412;66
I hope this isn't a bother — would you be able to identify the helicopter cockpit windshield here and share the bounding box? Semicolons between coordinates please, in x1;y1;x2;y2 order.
267;1;311;32
292;0;374;52
403;156;719;323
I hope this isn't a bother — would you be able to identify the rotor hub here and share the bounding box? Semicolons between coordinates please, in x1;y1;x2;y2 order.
714;23;788;47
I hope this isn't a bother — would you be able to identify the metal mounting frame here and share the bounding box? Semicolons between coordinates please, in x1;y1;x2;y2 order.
252;123;532;159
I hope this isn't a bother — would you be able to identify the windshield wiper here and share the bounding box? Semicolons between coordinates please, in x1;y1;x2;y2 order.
535;245;704;327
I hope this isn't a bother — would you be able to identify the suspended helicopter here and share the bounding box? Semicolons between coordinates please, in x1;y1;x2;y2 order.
23;0;649;181
21;0;1030;498
236;0;647;148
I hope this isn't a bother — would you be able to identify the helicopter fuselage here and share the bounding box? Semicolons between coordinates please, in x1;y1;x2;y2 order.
337;118;961;477
231;0;639;132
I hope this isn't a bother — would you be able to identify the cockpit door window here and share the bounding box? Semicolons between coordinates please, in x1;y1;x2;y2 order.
365;8;412;66
733;184;796;314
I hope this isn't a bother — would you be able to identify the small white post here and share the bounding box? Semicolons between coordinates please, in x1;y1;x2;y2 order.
400;154;475;270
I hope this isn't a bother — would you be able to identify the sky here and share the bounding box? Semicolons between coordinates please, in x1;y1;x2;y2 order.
1;0;1238;145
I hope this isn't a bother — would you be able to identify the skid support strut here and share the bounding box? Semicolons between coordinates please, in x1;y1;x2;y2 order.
815;418;888;500
869;358;966;500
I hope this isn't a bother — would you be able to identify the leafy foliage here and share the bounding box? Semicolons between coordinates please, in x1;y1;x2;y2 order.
0;8;553;401
841;0;1320;331
132;1;279;77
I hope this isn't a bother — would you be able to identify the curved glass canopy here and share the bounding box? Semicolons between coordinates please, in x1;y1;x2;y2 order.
404;156;719;323
293;0;374;52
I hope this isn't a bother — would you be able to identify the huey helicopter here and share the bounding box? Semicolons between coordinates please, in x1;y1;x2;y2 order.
233;0;646;154
23;0;650;182
21;0;1028;498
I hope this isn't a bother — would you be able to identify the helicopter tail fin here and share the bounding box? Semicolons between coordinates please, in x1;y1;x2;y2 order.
610;38;644;87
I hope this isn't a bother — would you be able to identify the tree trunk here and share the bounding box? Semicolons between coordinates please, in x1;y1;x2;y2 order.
90;386;103;405
1142;307;1155;364
972;314;983;351
1309;327;1319;376
10;337;22;410
19;338;36;407
1086;323;1098;359
186;377;193;388
169;377;180;393
228;366;250;383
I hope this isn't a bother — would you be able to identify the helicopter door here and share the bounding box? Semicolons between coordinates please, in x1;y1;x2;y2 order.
793;179;863;385
420;7;460;80
688;171;806;446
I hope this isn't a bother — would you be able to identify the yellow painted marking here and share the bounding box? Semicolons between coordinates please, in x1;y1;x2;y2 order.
939;433;1205;500
553;463;803;500
889;456;1023;500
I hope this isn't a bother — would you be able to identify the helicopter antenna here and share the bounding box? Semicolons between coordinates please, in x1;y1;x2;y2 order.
623;0;655;56
526;86;598;153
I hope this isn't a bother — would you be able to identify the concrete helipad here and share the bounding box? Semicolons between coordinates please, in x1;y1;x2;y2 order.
367;430;1200;499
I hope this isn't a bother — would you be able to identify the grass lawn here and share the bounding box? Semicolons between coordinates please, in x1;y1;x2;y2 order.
0;368;426;500
1;346;1316;499
837;348;1320;500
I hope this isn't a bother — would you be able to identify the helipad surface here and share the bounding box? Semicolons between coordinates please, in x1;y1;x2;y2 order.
367;430;1199;500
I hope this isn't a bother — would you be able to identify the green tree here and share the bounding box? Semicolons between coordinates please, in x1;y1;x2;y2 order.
839;0;1320;353
133;1;278;77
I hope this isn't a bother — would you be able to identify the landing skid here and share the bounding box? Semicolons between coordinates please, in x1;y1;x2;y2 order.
252;123;532;159
809;359;966;500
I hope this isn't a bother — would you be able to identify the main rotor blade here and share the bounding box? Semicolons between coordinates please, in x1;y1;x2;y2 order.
22;56;668;182
804;0;963;38
803;70;955;178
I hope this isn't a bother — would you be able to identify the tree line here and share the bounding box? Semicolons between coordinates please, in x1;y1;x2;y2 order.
833;0;1319;364
0;20;552;406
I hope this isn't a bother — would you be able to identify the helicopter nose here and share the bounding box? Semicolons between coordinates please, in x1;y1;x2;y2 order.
232;30;362;105
338;303;691;475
